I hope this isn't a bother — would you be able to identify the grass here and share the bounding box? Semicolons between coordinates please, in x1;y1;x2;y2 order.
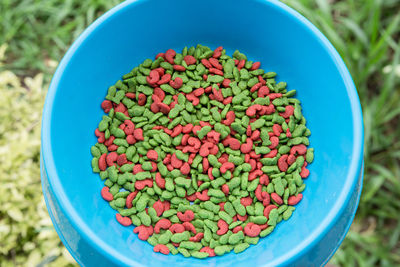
0;0;399;266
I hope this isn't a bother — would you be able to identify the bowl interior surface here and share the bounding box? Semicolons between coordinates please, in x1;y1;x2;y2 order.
43;0;363;266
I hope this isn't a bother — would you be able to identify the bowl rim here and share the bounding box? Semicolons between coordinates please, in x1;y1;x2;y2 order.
41;0;364;265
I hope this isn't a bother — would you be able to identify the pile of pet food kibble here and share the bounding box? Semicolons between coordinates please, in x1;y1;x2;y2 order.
91;45;314;258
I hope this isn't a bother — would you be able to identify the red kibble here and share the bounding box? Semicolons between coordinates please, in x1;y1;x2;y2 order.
134;225;150;240
146;69;160;85
272;124;283;136
201;59;212;68
269;136;279;149
98;153;107;171
153;102;171;114
212;46;223;59
200;247;216;257
104;136;115;147
124;120;135;135
184;55;196;65
286;128;292;138
221;184;229;195
300;166;310;178
171;124;183;137
173;64;186;72
288;193;303;205
290;144;307;155
180;162;190;175
265;149;278;158
186;193;197;202
126;191;138;209
248;169;263;181
147;150;158;161
287;154;296;165
171;153;183;169
220;162;235;173
135;179;153;190
154;218;171;233
222;111;235;125
169;77;183;89
155;52;164;59
117;154;127;166
182;222;196;234
154;244;170;255
177;210;194;222
250;61;261;70
125;92;136;99
107;144;118;151
262;192;271;206
106;152;118;166
244;222;261;237
271;193;283;205
280;105;295;118
237;214;248;221
240;197;253;207
209;58;223;70
209;67;224;76
153;87;165;101
255;184;263;201
246;104;262;117
278;154;289;172
116;213;132;226
95;129;105;143
163;201;171;211
258;86;270;98
222;78;231;88
133;128;144;141
259;174;270;186
137;93;147;106
101;186;113;201
240;138;253;153
126;134;136;144
222;137;240;150
150;162;158;172
250;130;260;141
250;82;262;93
153;200;165;217
189;232;204;242
169;223;185;234
196;190;210;201
164;49;176;64
268;93;282;100
237;59;245;70
133;164;144;174
158;73;171;85
101;100;113;113
264;204;277;218
217;219;229;235
114;102;127;113
228;225;240;234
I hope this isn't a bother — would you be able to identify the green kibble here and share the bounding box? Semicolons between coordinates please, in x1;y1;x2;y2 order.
234;243;250;253
91;45;314;258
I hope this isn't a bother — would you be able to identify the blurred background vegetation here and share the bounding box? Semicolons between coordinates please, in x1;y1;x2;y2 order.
0;0;399;266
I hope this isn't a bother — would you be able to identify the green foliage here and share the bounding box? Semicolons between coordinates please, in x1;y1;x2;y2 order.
0;0;121;77
0;46;75;266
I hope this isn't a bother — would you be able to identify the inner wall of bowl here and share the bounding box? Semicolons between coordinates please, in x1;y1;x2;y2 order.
49;0;357;266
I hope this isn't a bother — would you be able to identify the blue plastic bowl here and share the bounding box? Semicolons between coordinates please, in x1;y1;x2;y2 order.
41;0;364;266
